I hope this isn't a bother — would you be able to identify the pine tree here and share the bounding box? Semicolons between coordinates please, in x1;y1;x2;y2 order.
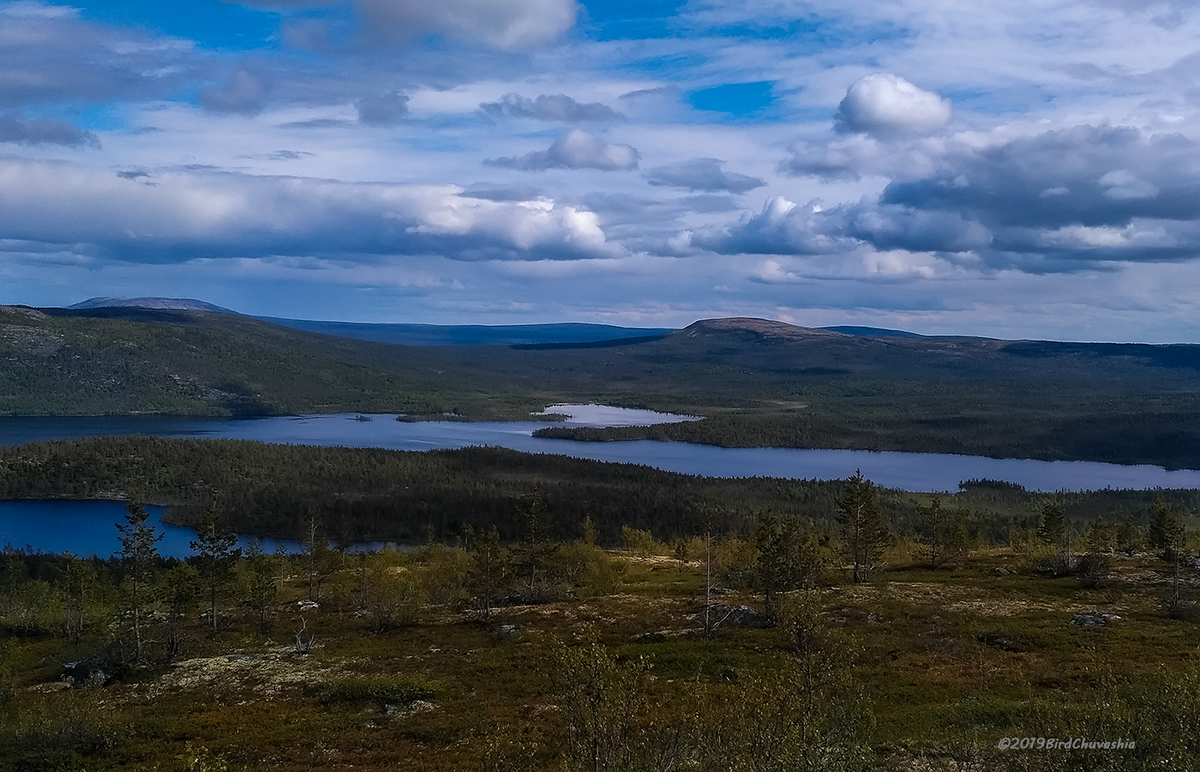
514;487;556;602
470;526;509;621
190;507;240;636
1036;501;1073;574
116;501;163;663
243;538;283;634
1148;496;1188;616
836;471;886;583
303;511;334;601
919;497;969;569
753;516;825;625
61;553;95;642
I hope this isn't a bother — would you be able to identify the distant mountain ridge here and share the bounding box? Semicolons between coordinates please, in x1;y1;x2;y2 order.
69;297;235;313
48;297;1107;345
260;318;673;347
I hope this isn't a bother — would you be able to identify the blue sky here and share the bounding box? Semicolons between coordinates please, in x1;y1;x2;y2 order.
3;0;1200;341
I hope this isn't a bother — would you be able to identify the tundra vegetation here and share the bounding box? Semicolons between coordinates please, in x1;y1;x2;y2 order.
2;440;1200;770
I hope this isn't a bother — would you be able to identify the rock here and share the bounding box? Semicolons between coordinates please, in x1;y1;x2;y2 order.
710;587;736;595
495;624;519;637
61;660;109;688
294;600;319;612
993;567;1012;576
1070;613;1119;627
384;699;435;718
709;604;761;628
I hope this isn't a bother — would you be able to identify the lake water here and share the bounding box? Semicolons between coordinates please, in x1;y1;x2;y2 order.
0;500;394;559
5;404;1200;556
2;404;1199;494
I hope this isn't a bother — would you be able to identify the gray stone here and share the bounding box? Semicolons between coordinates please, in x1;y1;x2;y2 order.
1070;613;1120;627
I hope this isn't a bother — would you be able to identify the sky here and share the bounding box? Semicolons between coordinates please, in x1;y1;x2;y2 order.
3;0;1200;340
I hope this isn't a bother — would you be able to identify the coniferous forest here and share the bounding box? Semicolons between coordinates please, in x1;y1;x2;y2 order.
3;435;1200;771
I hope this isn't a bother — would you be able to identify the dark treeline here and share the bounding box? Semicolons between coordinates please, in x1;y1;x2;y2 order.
2;437;1199;547
533;407;1200;469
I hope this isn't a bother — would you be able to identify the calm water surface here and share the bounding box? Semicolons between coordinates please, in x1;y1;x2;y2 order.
5;404;1200;556
2;404;1198;493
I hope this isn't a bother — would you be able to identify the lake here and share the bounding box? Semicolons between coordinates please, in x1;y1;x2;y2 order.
0;500;393;559
5;404;1200;556
2;404;1198;493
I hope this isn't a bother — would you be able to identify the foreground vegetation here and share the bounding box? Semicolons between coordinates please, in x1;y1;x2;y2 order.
3;436;1200;770
2;497;1199;771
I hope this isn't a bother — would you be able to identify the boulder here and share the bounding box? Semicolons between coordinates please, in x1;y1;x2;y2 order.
61;660;109;688
1070;613;1120;627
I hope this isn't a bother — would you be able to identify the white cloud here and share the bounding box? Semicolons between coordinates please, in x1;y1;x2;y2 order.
0;157;622;263
485;128;639;171
1099;169;1159;200
835;74;953;138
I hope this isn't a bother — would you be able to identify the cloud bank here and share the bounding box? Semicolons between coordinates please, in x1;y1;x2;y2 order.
0;158;620;263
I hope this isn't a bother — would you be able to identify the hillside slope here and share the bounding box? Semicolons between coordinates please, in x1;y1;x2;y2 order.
5;310;1200;466
0;306;527;417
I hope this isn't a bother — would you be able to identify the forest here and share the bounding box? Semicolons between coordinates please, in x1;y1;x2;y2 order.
1;450;1199;771
4;436;1200;546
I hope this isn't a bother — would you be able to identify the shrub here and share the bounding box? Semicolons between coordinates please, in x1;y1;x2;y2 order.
322;674;440;709
621;527;662;557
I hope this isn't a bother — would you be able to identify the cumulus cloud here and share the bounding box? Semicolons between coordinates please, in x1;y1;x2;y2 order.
0;116;99;148
701;124;1200;273
485;128;639;171
880;126;1198;229
693;197;853;256
835;74;952;138
0;158;621;263
357;0;577;50
480;93;623;122
199;71;269;115
355;91;410;126
646;158;764;193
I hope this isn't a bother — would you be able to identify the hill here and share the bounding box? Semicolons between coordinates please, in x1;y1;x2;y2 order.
68;297;235;313
0;305;535;417
4;310;1200;466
